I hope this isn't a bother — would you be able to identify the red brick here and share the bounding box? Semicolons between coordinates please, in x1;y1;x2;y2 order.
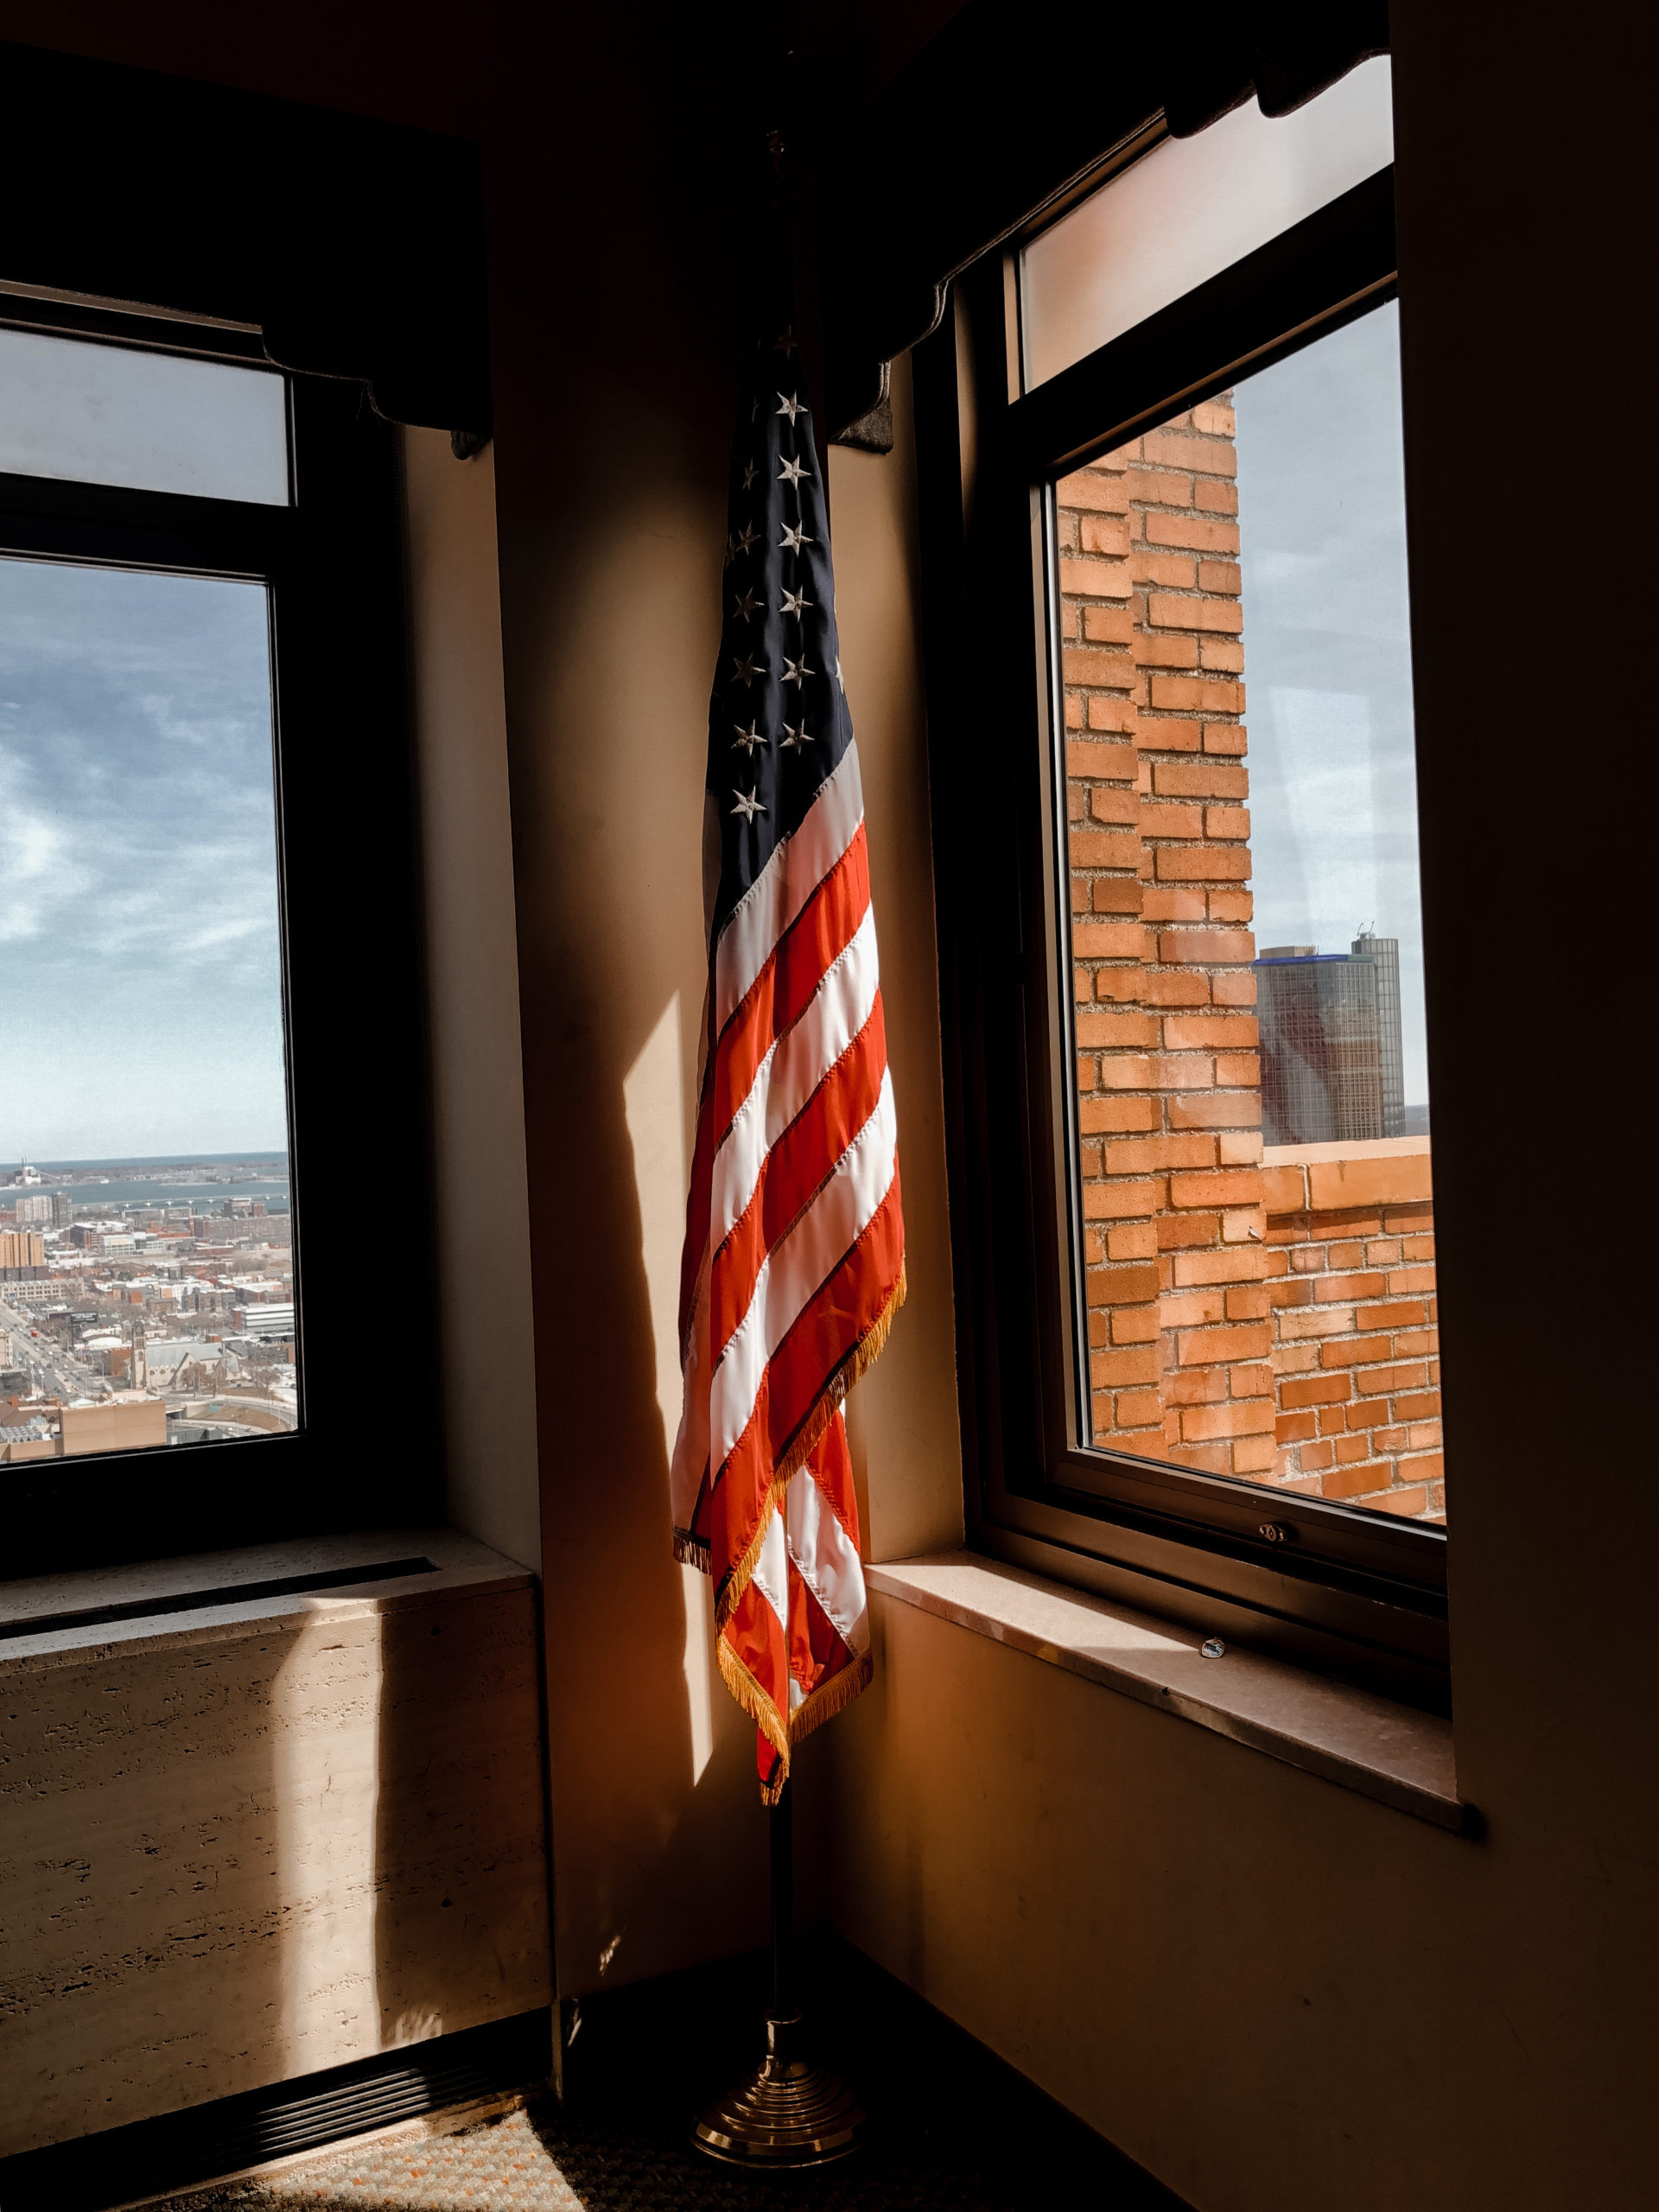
1091;879;1146;915
1059;554;1132;599
1364;1487;1432;1518
1177;1322;1271;1364
1394;1390;1442;1422
1090;788;1141;827
1319;1459;1395;1500
1072;920;1148;957
1154;845;1252;882
1208;889;1254;921
1084;1262;1160;1306
1082;1177;1161;1219
1204;804;1250;841
1180;1399;1276;1441
1191;399;1236;436
1140;801;1205;840
1168;1169;1263;1210
1203;724;1249;756
1214;1052;1261;1087
1076;1008;1158;1048
1194;478;1237;514
1151;760;1249;799
1142;887;1208;923
1134;631;1200;671
1065;739;1137;779
1197;559;1241;594
1280;1375;1350;1408
1158;1212;1220;1249
1357;1300;1427;1331
1144;512;1239;554
1146;1052;1215;1088
1094;1052;1153;1089
1064;646;1135;690
1319;1333;1395;1369
1114;1389;1165;1427
1150;675;1244;715
1141;429;1237;476
1270;1279;1313;1308
1105;1134;1217;1173
1058;467;1129;513
1360;1362;1430;1395
1161;1014;1259;1049
1300;1440;1336;1471
1225;1286;1271;1320
1142;970;1210;1007
1107;1222;1160;1260
1199;639;1244;674
1147;590;1243;635
1315;1271;1387;1303
1128;551;1197;588
1163;1369;1228;1406
1123;466;1192;506
1090;1344;1160;1386
1161;1288;1225;1328
1157;925;1253;964
1079;1095;1160;1133
1084;603;1135;644
1171;1248;1268;1287
1110;1304;1163;1344
1387;1264;1438;1294
1081;515;1132;555
1168;1090;1261;1129
1089;695;1140;733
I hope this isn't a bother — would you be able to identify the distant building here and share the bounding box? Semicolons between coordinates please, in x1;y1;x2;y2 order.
1351;931;1406;1138
232;1302;296;1341
15;1192;73;1227
0;1229;47;1280
1254;949;1385;1146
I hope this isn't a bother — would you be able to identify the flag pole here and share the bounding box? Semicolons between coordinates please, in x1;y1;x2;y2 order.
690;1774;867;2166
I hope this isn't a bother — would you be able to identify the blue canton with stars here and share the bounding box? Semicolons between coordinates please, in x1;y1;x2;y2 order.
708;327;853;946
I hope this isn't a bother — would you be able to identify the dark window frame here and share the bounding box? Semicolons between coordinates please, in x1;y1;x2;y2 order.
0;298;440;1577
912;159;1452;1707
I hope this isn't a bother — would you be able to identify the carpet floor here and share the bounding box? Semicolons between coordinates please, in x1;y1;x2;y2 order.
152;1944;1189;2212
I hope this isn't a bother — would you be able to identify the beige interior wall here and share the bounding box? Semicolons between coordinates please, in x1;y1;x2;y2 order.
403;429;540;1572
825;10;1656;2212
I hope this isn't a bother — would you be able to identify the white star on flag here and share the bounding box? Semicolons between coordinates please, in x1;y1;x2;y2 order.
731;786;765;821
781;586;812;618
780;522;811;553
777;391;804;423
782;655;813;688
779;454;807;488
780;719;810;750
730;653;765;688
732;721;765;754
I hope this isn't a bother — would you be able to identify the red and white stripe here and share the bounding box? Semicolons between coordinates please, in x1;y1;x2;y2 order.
672;738;905;1798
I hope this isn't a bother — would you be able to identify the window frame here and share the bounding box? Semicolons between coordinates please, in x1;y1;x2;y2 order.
912;156;1452;1707
0;298;440;1577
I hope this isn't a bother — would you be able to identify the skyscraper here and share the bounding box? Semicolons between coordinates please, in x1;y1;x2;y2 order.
1255;950;1385;1146
1351;931;1405;1138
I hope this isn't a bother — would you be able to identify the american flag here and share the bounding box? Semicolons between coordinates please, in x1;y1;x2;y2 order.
671;324;906;1803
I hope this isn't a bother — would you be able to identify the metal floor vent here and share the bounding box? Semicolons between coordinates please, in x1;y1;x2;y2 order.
0;1556;436;1642
0;2008;553;2212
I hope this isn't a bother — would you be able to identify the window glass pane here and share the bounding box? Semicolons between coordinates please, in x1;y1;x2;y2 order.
1056;299;1441;1524
0;326;289;505
1020;58;1394;391
0;558;297;1460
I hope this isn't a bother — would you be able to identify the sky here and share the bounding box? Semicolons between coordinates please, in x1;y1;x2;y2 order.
0;557;290;1161
1231;298;1431;1111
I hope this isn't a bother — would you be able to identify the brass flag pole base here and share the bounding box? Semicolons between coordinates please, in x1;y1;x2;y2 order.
691;1777;867;2167
691;2010;867;2167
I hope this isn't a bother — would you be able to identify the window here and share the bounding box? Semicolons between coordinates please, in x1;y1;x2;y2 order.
0;288;437;1573
915;60;1446;1700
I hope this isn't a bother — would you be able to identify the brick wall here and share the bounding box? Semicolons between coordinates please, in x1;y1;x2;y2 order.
1057;403;1444;1523
1263;1144;1443;1519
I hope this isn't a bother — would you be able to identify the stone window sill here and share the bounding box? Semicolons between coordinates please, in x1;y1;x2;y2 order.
0;1528;531;1670
866;1549;1472;1834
